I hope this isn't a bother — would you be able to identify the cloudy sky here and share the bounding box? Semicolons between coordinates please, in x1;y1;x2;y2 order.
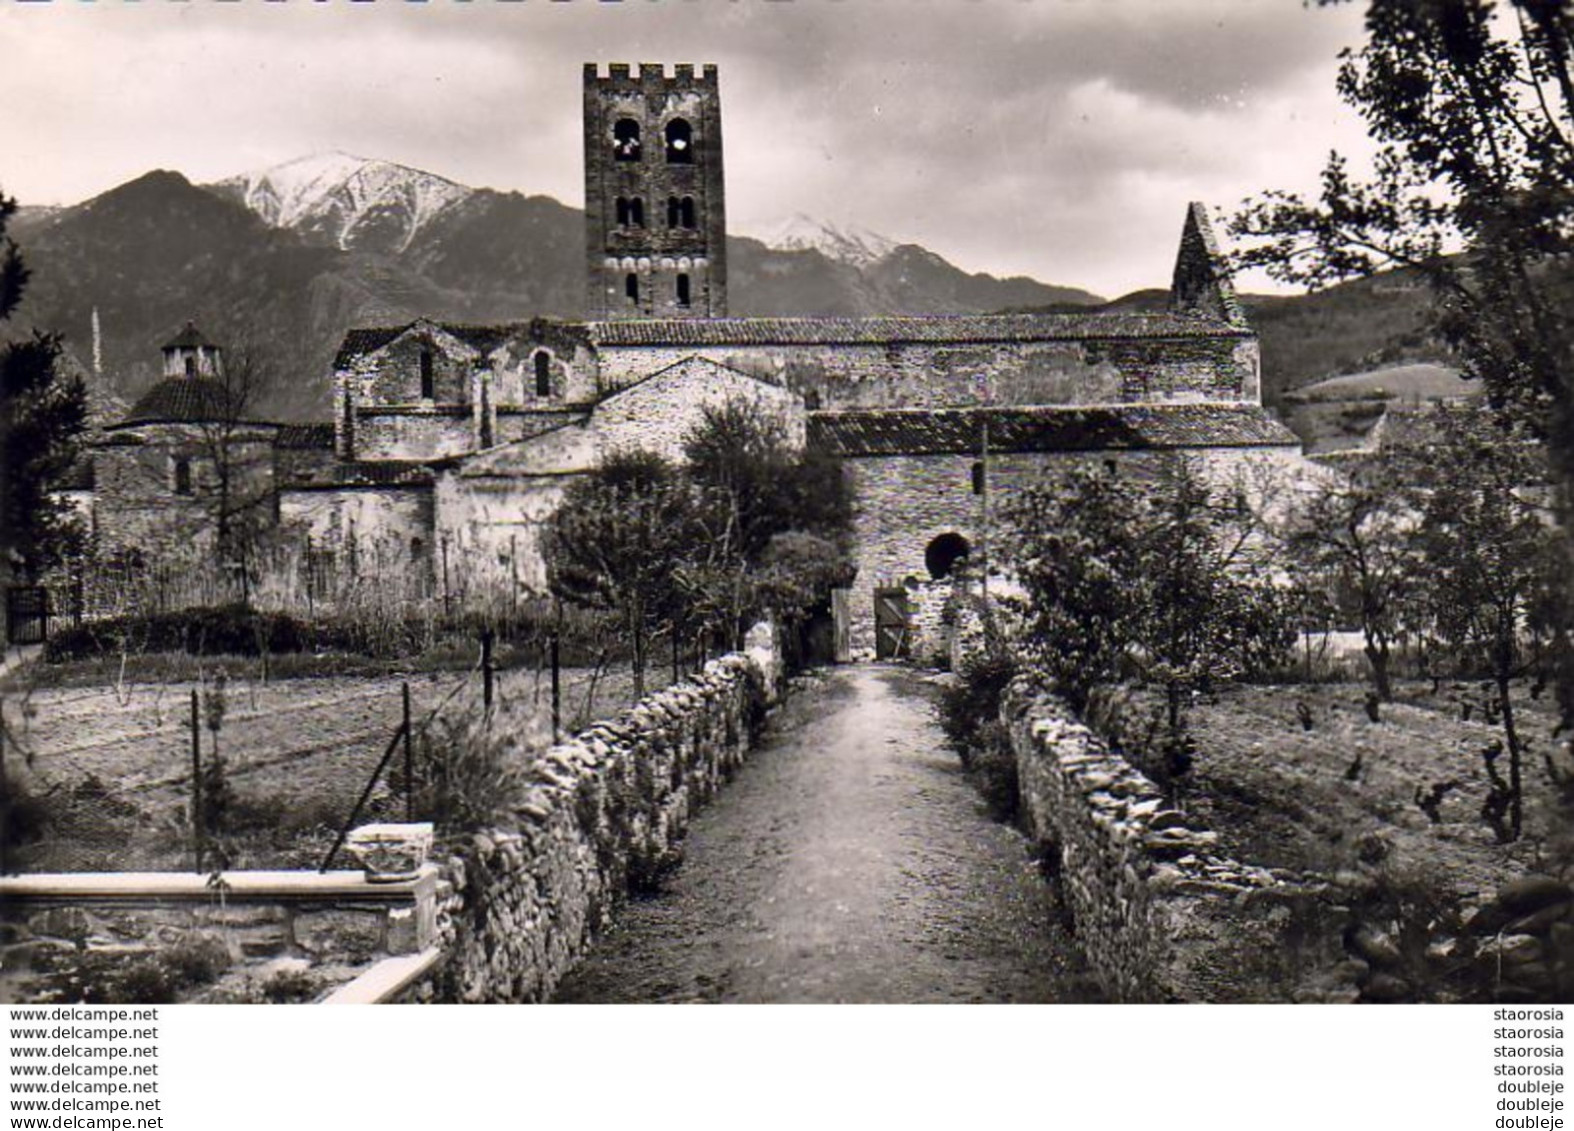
0;0;1373;298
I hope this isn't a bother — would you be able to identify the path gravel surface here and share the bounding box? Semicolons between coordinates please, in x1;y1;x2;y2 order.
554;665;1099;1003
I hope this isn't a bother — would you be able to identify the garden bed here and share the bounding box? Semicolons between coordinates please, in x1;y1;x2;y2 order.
1094;678;1574;902
1;660;644;873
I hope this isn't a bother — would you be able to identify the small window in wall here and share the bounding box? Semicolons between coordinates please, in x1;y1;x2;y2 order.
1104;458;1119;477
419;350;435;400
534;351;552;397
613;118;642;161
676;273;692;308
971;461;985;495
173;458;192;496
625;273;640;305
664;118;693;164
804;389;823;410
616;197;631;226
183;355;197;378
410;537;424;561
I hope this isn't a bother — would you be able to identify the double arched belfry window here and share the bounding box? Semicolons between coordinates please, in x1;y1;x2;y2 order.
615;197;646;228
611;117;695;164
666;196;697;230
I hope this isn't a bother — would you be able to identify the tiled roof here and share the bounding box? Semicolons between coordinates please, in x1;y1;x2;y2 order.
161;322;216;351
281;461;434;490
275;423;336;450
583;312;1246;347
332;323;517;369
808;403;1300;457
333;310;1248;366
118;377;263;427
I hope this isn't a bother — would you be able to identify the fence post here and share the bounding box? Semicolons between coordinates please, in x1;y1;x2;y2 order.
190;688;203;873
403;681;414;823
440;538;452;621
550;633;561;741
0;701;8;877
509;534;518;625
481;629;495;715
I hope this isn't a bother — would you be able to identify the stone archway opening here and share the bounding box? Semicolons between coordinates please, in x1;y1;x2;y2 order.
924;532;971;580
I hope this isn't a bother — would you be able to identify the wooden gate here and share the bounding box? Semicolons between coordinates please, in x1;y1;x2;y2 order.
5;586;50;645
831;587;852;663
873;587;910;660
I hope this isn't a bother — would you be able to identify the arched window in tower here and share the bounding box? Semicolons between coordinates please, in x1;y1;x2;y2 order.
667;196;698;230
630;197;645;228
419;349;435;399
533;350;551;397
616;197;630;226
676;273;692;308
971;462;985;496
625;273;640;305
173;458;192;496
613;118;642;161
664;118;694;164
183;354;197;378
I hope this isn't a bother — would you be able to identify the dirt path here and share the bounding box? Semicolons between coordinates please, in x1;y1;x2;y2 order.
553;665;1099;1004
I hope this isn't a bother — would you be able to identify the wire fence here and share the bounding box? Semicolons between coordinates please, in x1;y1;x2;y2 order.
0;622;725;875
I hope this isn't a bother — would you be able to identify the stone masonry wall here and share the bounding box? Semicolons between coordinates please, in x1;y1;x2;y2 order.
592;335;1254;411
1001;680;1341;1002
419;629;780;1003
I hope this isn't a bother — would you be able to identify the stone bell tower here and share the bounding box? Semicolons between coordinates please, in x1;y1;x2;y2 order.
583;63;728;319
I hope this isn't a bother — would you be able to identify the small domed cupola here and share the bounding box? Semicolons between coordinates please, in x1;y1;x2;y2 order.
161;321;223;380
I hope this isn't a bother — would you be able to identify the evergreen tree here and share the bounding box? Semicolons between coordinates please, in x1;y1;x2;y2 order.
0;189;88;580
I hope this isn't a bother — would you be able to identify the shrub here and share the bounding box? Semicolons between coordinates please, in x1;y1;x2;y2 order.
44;605;322;663
258;966;320;1004
938;654;1022;822
938;653;1019;769
411;703;548;838
34;933;231;1004
1;777;54;850
971;720;1020;823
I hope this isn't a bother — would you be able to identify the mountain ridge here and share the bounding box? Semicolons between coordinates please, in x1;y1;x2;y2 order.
8;162;1105;422
8;157;1457;431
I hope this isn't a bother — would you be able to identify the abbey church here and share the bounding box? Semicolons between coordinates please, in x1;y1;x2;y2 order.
83;62;1302;658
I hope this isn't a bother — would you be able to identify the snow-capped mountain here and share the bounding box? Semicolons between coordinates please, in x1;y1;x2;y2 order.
209;153;473;255
759;213;899;268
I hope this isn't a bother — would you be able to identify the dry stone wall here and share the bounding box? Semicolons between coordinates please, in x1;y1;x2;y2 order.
1001;680;1341;1002
419;631;780;1003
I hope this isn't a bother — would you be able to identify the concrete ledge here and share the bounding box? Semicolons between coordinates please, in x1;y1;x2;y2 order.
0;867;438;904
322;948;444;1005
